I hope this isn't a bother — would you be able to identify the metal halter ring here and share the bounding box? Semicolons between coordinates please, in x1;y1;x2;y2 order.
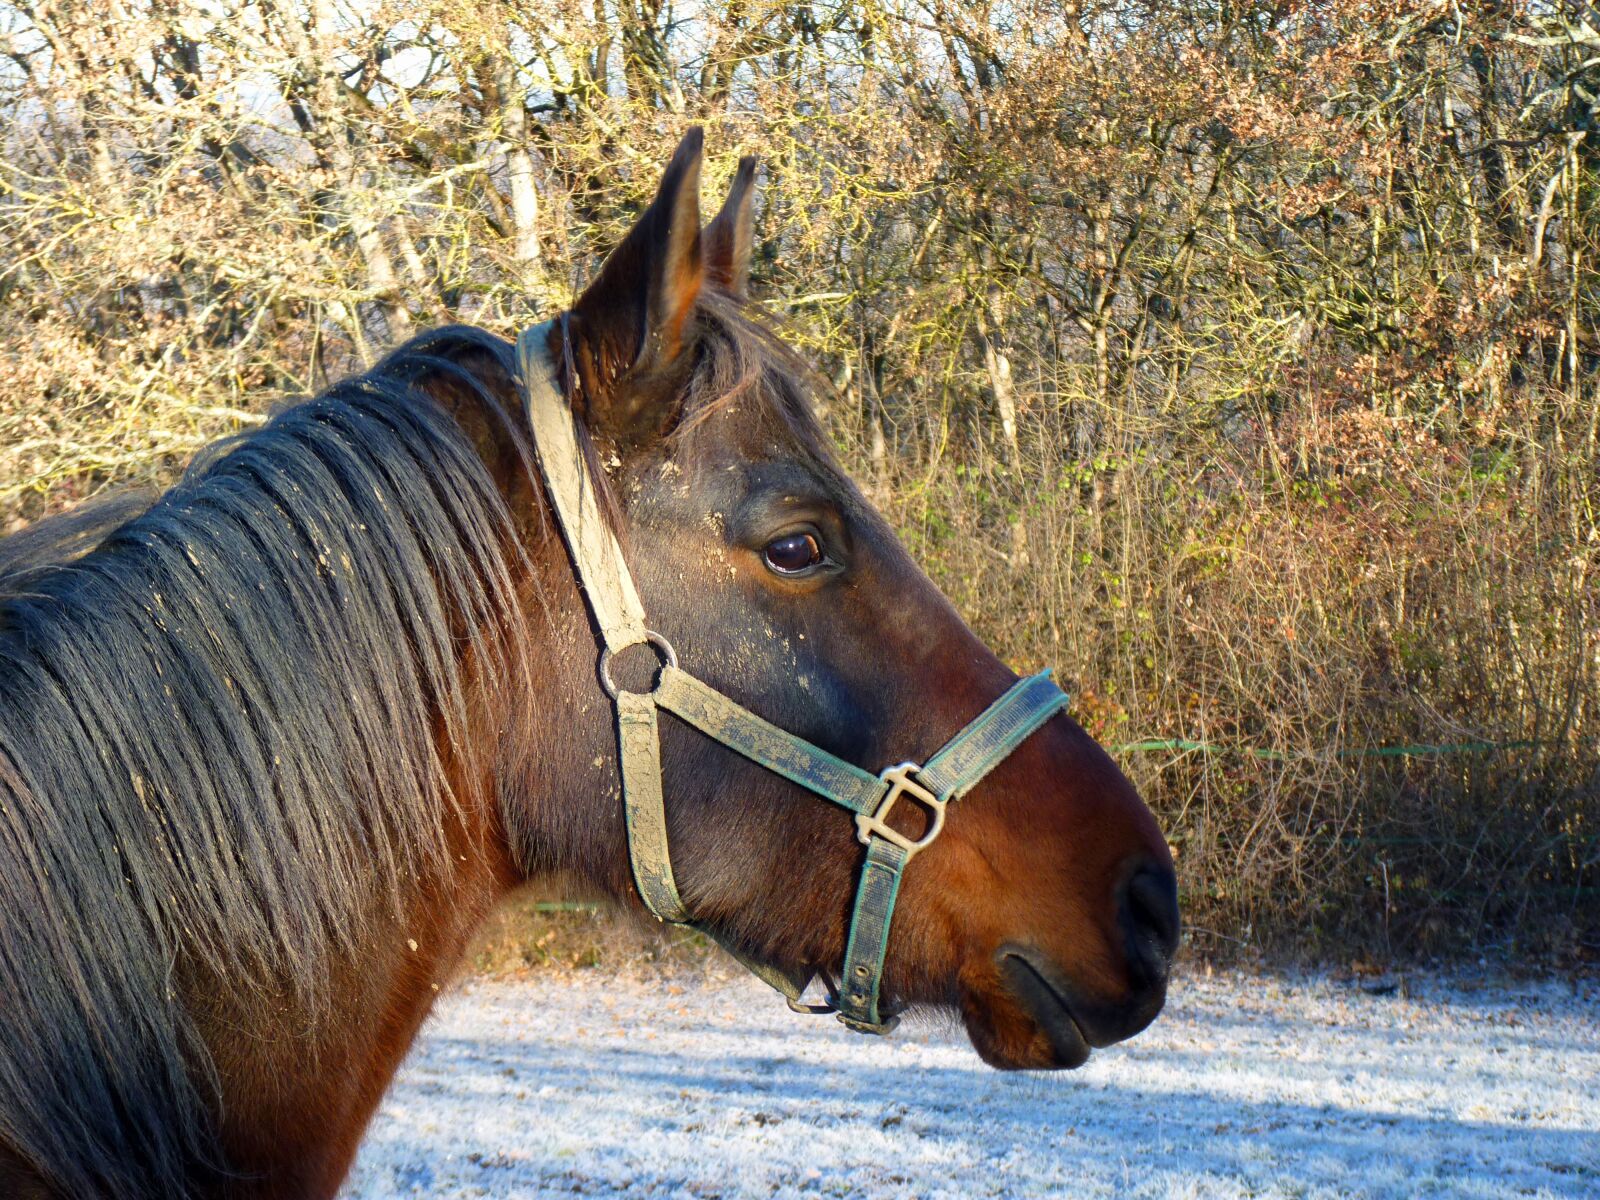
599;630;678;699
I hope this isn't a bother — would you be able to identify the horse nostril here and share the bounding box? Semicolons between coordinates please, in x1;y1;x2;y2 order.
1118;862;1180;988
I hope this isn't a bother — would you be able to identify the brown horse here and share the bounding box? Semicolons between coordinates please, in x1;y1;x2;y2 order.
0;130;1176;1199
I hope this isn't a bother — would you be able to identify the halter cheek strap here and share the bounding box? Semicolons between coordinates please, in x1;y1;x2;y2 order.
516;320;1069;1034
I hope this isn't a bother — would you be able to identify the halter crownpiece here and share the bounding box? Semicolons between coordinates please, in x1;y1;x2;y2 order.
516;320;1070;1034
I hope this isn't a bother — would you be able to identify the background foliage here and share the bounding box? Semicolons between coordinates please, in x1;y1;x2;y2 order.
2;0;1596;963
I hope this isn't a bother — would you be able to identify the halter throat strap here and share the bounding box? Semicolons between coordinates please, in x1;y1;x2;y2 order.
515;320;1069;1034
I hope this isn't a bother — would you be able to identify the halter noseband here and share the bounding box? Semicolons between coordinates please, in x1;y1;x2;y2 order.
516;321;1069;1034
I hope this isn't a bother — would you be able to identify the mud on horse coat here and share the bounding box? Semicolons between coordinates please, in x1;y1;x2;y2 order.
0;130;1178;1199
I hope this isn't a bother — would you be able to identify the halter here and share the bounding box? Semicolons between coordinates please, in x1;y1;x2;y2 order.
516;321;1070;1034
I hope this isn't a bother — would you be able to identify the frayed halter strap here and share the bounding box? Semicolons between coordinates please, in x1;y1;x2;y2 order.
516;320;1069;1034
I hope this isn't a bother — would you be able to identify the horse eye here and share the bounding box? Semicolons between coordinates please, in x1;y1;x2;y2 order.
763;532;823;575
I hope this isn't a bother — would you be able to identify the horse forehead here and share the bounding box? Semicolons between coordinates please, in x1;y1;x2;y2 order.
665;419;846;505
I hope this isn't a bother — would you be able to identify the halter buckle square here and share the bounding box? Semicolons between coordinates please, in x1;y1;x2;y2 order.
856;763;946;858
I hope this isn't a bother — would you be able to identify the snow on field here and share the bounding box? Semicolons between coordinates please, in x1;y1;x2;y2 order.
340;964;1600;1199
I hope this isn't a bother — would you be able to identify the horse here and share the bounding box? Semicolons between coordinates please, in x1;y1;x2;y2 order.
0;129;1178;1200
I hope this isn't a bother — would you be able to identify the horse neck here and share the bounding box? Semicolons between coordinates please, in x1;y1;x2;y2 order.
197;580;547;1196
193;709;518;1197
197;447;653;1196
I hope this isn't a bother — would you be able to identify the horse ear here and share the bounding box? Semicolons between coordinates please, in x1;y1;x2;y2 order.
567;128;705;444
704;156;757;298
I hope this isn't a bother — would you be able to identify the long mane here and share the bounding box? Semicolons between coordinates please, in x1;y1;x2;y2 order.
0;300;817;1198
0;326;529;1199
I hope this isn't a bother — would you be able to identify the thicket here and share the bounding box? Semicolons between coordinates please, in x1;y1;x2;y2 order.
2;0;1595;963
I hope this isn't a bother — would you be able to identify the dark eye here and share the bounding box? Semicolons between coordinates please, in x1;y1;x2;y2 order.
763;531;824;575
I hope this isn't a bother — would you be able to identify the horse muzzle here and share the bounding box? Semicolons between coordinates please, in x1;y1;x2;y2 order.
971;856;1179;1070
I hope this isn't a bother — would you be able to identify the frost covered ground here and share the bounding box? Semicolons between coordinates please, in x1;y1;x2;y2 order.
341;964;1599;1199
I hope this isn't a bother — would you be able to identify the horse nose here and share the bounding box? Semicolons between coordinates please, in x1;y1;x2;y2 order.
1118;859;1180;992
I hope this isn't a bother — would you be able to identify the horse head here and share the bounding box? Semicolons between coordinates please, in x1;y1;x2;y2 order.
513;129;1178;1070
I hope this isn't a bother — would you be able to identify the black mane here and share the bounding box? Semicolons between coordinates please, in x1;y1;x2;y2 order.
0;326;528;1199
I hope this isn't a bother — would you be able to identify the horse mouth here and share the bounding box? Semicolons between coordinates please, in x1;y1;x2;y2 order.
995;946;1092;1069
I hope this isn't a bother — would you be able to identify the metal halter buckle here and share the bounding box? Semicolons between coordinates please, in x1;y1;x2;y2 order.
855;762;946;858
598;630;678;699
785;968;841;1017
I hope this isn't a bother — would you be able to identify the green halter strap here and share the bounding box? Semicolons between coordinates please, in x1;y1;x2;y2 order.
516;321;1070;1034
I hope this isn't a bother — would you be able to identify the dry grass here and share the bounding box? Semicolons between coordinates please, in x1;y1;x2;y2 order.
465;899;691;977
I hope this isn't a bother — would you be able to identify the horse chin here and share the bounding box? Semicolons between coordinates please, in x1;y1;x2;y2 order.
958;950;1094;1071
962;941;1172;1070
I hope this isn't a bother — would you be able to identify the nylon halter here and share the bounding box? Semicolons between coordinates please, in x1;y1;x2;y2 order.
516;321;1070;1034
